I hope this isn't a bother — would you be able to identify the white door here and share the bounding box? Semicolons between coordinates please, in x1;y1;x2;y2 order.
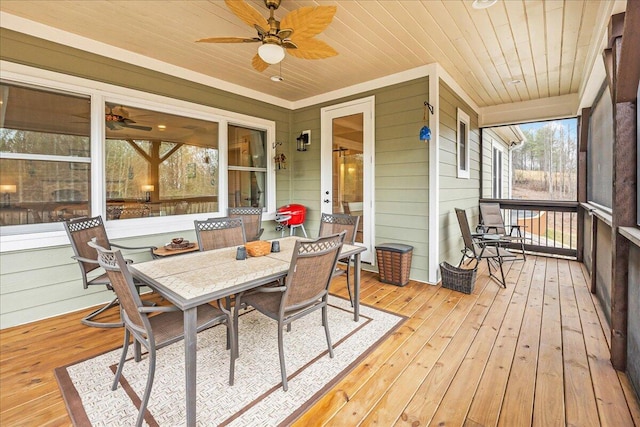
321;96;375;263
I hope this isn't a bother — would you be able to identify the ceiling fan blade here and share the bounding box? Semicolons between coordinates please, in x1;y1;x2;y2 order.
197;36;260;43
286;38;337;59
224;0;268;29
124;124;153;131
281;6;337;40
251;53;270;72
282;40;297;49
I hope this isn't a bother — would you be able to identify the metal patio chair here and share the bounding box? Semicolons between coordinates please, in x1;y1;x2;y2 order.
89;241;235;427
228;207;264;241
234;232;345;391
194;217;246;251
479;202;526;260
319;212;360;306
455;208;516;288
63;215;156;328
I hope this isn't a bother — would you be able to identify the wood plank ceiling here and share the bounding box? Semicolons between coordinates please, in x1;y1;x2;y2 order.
0;0;624;108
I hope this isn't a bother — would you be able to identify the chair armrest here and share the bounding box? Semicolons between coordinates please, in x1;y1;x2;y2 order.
477;235;512;246
508;224;522;236
139;305;179;314
72;255;99;265
111;243;158;252
254;285;286;293
257;228;264;239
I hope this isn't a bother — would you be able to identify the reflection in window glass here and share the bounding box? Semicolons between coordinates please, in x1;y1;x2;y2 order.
105;139;150;200
104;104;219;219
228;125;267;208
0;82;90;226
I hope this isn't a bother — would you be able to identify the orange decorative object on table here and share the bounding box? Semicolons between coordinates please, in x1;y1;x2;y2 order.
244;240;271;257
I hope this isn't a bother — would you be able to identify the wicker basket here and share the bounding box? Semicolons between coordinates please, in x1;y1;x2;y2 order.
245;240;271;257
440;262;477;294
376;244;413;286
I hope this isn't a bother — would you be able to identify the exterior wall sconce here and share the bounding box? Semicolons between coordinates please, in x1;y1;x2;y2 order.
141;184;154;202
0;184;17;207
296;130;310;152
420;101;434;142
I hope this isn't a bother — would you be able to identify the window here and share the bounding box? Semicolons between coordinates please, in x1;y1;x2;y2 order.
457;108;470;179
0;82;91;226
228;125;267;209
0;63;277;250
103;104;220;220
492;142;504;198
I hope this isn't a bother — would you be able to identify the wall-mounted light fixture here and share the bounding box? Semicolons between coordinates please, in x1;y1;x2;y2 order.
420;101;434;142
0;184;17;207
296;130;311;152
141;184;154;203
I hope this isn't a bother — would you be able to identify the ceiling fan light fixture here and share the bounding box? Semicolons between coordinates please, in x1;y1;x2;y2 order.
472;0;498;9
270;75;284;82
258;43;285;65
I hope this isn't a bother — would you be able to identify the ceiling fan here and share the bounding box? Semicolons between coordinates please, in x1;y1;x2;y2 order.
196;0;337;72
105;106;152;131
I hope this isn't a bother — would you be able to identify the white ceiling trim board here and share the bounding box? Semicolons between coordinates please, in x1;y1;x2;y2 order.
480;93;580;127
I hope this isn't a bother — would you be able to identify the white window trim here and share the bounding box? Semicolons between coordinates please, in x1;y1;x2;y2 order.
0;61;277;252
456;108;470;179
492;139;504;198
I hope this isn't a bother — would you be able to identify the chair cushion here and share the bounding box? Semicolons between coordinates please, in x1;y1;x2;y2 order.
87;272;111;287
242;292;282;318
149;304;227;347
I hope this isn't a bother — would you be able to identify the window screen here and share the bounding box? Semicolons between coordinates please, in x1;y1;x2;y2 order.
587;85;613;209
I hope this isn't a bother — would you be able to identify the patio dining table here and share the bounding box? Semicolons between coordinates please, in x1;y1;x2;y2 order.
129;235;366;426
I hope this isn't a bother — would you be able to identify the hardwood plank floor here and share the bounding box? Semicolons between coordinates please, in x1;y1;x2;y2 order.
1;256;638;426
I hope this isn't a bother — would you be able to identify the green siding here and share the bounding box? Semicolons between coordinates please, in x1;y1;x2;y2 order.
438;80;481;267
290;78;430;282
482;128;512;198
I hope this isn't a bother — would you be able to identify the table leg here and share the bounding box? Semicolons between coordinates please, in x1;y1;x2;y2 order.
184;307;197;426
353;253;361;322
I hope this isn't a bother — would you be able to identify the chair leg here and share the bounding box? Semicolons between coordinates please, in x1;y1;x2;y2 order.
112;328;130;391
228;316;236;386
497;257;507;288
136;345;156;427
345;260;354;308
278;321;288;391
218;299;236;386
232;294;242;359
322;304;334;358
81;297;124;328
134;339;142;362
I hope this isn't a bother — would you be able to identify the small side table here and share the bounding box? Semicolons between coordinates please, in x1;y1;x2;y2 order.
153;243;199;257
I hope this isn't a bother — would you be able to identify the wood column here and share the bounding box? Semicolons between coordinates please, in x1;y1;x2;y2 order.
577;108;590;263
608;3;640;371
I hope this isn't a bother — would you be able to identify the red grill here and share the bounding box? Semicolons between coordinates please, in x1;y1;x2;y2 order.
276;204;306;226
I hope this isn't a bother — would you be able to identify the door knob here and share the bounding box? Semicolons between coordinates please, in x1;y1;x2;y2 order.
325;191;330;195
324;199;330;203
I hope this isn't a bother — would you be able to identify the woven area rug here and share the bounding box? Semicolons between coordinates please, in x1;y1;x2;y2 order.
55;296;405;426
